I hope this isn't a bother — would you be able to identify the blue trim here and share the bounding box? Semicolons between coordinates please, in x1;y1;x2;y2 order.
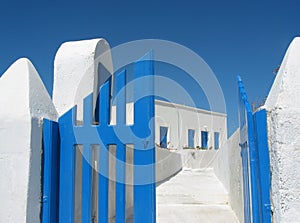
42;119;60;223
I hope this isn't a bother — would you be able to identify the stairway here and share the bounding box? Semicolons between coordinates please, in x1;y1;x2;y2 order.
156;168;240;223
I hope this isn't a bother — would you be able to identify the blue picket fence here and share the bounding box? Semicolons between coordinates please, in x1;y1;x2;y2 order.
237;76;272;223
42;53;156;223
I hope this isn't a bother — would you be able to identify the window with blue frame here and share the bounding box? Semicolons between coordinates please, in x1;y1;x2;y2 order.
188;129;195;148
201;131;208;149
214;132;220;149
160;126;168;148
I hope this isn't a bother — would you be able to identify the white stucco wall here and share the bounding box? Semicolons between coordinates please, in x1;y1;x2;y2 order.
53;38;113;120
182;129;243;223
223;129;244;223
180;149;218;169
0;58;58;223
155;100;227;150
156;148;182;183
264;37;300;223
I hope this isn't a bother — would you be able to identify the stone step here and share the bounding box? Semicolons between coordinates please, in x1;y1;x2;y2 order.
156;168;239;223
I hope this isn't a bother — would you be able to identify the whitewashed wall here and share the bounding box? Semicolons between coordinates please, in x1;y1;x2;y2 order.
156;148;182;183
155;100;227;150
264;37;300;223
0;58;58;222
219;129;243;223
53;38;113;121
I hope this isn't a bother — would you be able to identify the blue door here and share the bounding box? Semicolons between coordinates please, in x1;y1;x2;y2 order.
188;129;195;148
160;127;168;148
201;131;208;149
214;132;219;149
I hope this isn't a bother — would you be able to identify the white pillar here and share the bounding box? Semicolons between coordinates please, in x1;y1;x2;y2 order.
53;38;113;120
265;37;300;223
0;58;58;222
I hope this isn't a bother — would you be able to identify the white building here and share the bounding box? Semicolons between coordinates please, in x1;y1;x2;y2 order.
155;100;227;151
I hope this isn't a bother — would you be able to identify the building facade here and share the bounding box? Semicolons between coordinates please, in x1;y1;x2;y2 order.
155;100;227;150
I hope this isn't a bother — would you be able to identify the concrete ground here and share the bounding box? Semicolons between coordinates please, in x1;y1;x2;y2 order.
156;168;240;223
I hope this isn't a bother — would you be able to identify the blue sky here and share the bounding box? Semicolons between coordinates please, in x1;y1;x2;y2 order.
0;1;300;135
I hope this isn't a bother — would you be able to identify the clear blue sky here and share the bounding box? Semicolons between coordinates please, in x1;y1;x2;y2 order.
1;1;300;135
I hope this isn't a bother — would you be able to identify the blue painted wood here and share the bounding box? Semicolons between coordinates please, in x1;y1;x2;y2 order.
238;76;251;223
58;108;76;223
133;52;156;223
254;109;272;223
81;92;93;223
116;70;126;125
238;76;272;223
238;76;259;223
115;70;126;223
246;106;260;223
42;119;60;223
100;77;111;126
98;78;110;223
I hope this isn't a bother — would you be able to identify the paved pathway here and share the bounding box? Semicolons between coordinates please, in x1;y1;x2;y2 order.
156;168;240;223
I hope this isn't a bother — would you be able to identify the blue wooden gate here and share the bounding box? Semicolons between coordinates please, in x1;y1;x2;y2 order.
42;53;156;223
237;76;272;223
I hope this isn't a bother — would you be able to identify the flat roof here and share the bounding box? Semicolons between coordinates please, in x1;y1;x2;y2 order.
155;100;227;118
